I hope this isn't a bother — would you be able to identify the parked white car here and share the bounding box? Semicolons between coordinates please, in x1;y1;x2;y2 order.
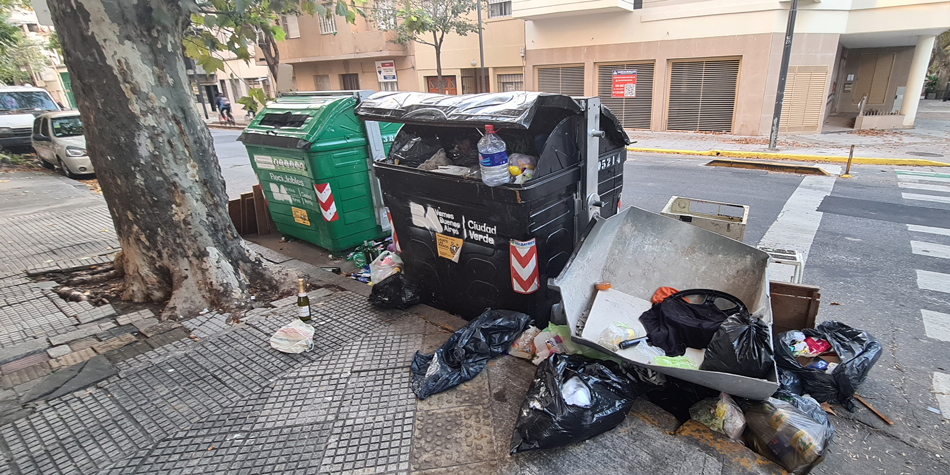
32;111;92;178
0;86;61;151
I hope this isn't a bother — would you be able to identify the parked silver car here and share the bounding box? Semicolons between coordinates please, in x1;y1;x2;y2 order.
32;111;92;178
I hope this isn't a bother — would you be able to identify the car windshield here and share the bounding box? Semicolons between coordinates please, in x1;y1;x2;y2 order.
0;91;58;113
51;117;83;138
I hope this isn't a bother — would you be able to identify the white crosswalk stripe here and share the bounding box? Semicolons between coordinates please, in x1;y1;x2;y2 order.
902;193;950;204
933;372;950;420
917;270;950;294
908;224;950;237
899;182;950;193
922;309;950;342
911;241;950;260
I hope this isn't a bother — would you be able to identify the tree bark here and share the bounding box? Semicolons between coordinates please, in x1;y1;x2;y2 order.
46;0;290;318
433;31;443;94
258;34;280;84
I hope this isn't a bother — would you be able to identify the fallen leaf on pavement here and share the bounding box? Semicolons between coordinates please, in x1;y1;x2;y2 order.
821;402;837;416
830;302;841;306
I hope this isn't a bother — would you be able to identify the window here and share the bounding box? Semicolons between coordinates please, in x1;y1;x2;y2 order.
488;0;512;18
0;91;58;112
51;117;83;138
341;73;360;90
26;23;38;33
498;74;523;92
374;0;396;30
313;75;331;90
380;81;398;92
40;118;49;137
279;15;300;38
319;14;337;34
32;117;41;135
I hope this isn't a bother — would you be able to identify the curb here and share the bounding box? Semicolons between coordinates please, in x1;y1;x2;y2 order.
626;147;950;167
705;159;830;176
206;124;246;131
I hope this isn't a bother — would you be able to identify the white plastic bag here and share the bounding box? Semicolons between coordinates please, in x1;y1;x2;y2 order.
561;376;592;407
269;319;315;353
370;251;403;284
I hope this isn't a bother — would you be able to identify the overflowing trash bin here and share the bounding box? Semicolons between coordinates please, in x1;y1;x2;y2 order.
355;91;629;323
238;91;401;252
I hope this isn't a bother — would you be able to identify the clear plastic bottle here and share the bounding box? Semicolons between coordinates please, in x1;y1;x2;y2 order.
477;125;510;187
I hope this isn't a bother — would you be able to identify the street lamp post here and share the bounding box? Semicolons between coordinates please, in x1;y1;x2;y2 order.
768;0;799;150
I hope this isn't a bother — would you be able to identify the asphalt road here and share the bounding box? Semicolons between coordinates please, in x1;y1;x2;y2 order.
211;128;256;200
623;153;950;474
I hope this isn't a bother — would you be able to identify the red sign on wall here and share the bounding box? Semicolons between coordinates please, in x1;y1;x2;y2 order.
611;69;637;98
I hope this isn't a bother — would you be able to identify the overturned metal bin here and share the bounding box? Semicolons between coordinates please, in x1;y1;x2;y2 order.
549;206;778;400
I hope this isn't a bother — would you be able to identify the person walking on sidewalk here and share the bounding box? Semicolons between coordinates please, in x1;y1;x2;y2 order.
216;93;235;125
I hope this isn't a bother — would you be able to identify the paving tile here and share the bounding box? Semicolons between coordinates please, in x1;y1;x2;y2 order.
132;317;160;331
0;362;51;389
97;324;137;341
68;335;100;352
46;345;72;359
0;351;50;374
411;405;493;471
145;328;190;350
75;304;117;324
0;339;49;364
115;309;155;326
93;334;137;354
49;348;96;370
48;326;101;346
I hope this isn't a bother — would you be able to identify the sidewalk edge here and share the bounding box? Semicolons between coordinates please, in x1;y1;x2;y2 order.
627;147;949;167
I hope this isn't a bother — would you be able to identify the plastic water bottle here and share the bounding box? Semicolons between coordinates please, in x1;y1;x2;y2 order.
478;125;510;186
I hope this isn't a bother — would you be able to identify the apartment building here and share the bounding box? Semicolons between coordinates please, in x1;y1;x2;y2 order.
514;0;950;134
271;9;417;93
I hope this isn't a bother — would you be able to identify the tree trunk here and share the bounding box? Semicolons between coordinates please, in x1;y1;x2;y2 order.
258;34;280;84
46;0;290;318
434;31;443;94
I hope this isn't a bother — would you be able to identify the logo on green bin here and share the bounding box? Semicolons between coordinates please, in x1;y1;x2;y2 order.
254;155;309;177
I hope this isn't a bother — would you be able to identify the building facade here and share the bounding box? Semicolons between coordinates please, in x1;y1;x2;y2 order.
514;0;950;134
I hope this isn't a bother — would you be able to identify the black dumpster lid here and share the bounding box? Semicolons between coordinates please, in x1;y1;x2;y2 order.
353;91;584;130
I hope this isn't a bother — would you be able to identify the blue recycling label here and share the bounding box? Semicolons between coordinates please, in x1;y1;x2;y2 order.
479;150;508;167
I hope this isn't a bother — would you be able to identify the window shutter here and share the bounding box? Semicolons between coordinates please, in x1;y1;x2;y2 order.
537;66;584;96
286;15;300;39
598;62;654;130
779;66;828;133
667;59;739;133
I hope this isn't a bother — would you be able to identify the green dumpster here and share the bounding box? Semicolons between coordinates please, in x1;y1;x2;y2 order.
238;91;400;252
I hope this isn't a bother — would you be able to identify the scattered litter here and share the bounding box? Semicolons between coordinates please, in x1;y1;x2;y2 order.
510;354;641;454
369;251;402;284
745;397;834;473
269;319;314;353
829;302;841;306
509;325;541;360
854;394;894;425
411;309;529;399
368;273;424;309
775;321;882;411
689;392;745;440
926;406;941;415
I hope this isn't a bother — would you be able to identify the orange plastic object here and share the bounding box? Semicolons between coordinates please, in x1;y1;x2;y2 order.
652;286;679;305
595;281;612;291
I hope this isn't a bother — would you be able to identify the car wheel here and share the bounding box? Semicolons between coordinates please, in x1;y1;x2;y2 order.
38;155;54;169
57;157;75;179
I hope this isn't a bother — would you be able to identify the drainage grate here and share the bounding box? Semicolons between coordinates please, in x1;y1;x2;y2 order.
908;151;944;158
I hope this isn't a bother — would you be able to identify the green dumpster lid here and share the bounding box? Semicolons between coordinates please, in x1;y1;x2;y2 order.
237;94;357;149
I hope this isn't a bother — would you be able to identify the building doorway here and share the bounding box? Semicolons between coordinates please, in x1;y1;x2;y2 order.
426;76;458;95
340;73;360;90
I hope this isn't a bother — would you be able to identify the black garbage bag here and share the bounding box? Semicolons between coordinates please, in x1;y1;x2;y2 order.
510;354;641;454
368;273;424;310
775;321;882;411
700;313;774;378
778;368;804;396
744;397;834;474
639;289;748;356
411;309;530;399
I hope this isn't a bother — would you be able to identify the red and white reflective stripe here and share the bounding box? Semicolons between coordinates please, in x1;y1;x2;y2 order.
618;193;622;213
388;209;401;252
313;183;339;222
510;238;539;294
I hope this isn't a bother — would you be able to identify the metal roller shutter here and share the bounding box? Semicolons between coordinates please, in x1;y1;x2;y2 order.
598;63;654;130
779;66;828;133
537;66;584;96
667;59;739;133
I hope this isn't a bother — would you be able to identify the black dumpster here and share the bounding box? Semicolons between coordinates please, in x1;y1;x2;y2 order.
355;92;628;324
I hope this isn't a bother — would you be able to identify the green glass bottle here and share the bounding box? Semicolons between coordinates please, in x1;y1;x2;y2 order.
296;278;311;322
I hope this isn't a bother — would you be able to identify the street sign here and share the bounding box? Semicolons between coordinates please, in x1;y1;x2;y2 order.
376;60;397;83
611;69;637;98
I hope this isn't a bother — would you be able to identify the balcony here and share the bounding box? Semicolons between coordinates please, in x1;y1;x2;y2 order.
513;0;636;20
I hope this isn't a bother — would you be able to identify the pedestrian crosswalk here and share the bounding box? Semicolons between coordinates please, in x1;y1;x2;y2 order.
899;169;950;419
